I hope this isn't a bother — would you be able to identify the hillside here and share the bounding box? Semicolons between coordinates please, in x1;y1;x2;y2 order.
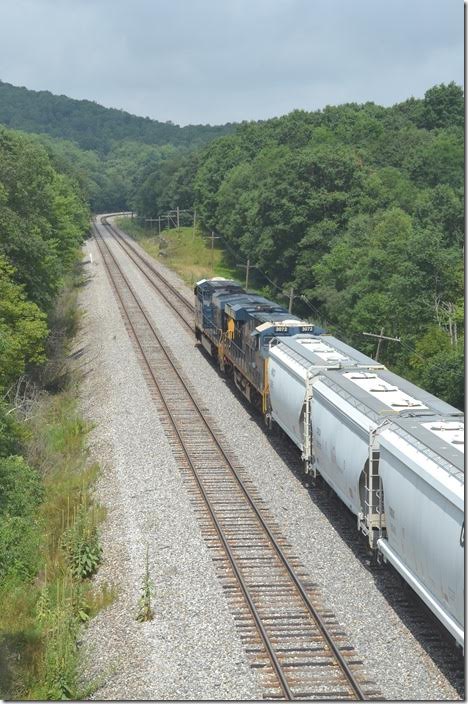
0;80;234;152
0;78;462;407
131;82;464;408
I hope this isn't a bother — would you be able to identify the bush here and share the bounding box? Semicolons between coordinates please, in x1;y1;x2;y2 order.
0;455;43;516
0;456;43;582
0;515;41;582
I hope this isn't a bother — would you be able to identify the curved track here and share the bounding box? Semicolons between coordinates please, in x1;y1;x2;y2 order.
93;219;380;700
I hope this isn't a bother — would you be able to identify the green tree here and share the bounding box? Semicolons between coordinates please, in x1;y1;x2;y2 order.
0;255;48;390
131;83;464;405
0;128;89;308
422;82;464;129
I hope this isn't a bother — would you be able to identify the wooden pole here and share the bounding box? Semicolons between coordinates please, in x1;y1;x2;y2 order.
245;258;250;290
362;328;401;361
375;327;385;361
288;287;294;314
237;258;254;290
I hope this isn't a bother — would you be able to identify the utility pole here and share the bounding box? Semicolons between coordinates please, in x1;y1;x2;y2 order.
209;231;220;273
176;206;180;231
362;328;401;361
158;216;161;236
288;287;294;314
192;209;197;241
236;258;251;289
281;286;297;314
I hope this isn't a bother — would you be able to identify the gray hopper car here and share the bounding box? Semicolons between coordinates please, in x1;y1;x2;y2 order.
268;334;464;647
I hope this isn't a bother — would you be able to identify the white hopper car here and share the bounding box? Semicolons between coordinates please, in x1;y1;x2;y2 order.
267;334;464;648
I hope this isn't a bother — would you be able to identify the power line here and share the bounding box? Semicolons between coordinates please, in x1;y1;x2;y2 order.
190;223;463;373
362;329;401;362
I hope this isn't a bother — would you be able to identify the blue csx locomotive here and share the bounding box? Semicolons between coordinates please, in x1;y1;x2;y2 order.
194;276;325;411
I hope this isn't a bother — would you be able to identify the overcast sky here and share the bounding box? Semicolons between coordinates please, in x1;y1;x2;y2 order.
0;0;463;126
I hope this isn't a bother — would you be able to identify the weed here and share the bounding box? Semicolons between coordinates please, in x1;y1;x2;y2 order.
136;546;154;623
62;503;102;579
115;217;239;285
35;575;51;626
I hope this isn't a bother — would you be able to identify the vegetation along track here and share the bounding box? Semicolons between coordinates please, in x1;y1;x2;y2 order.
92;219;381;700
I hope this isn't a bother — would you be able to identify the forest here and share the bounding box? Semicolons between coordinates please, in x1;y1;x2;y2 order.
0;126;97;698
0;81;463;408
0;127;89;388
0;76;463;697
0;79;234;213
0;80;233;152
129;82;464;408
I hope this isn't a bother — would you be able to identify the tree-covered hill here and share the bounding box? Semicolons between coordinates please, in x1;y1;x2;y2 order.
133;82;464;407
0;125;89;389
0;80;234;153
0;78;462;406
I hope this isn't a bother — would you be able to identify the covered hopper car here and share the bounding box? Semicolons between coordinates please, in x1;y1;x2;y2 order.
194;277;465;648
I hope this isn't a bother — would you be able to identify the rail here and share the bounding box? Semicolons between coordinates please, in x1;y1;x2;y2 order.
92;218;378;700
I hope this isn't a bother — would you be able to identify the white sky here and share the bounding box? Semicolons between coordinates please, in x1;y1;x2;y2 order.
0;0;463;125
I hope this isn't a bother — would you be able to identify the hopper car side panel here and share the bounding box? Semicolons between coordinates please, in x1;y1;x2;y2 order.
311;382;372;516
377;435;464;646
268;354;307;450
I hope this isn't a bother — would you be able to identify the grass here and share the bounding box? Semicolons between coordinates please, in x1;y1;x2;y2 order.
115;218;293;312
0;260;112;701
0;395;111;701
115;217;239;286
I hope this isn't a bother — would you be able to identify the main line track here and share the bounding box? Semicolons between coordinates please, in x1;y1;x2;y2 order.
101;216;194;331
93;220;380;700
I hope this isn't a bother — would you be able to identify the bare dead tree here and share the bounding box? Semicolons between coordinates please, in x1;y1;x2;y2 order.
3;375;43;421
432;294;458;348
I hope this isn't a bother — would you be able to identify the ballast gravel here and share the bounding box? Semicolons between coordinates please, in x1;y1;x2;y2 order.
76;231;262;700
77;219;463;701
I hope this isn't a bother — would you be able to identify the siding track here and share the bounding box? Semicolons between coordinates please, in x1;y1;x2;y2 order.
93;219;381;700
102;217;194;330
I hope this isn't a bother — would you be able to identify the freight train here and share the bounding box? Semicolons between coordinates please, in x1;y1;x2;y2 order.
194;277;465;649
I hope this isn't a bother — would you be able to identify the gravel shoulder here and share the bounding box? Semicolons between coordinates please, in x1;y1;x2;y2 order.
77;218;463;701
76;233;262;700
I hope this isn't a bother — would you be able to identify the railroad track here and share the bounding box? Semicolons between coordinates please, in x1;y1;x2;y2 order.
92;220;380;700
101;216;194;331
